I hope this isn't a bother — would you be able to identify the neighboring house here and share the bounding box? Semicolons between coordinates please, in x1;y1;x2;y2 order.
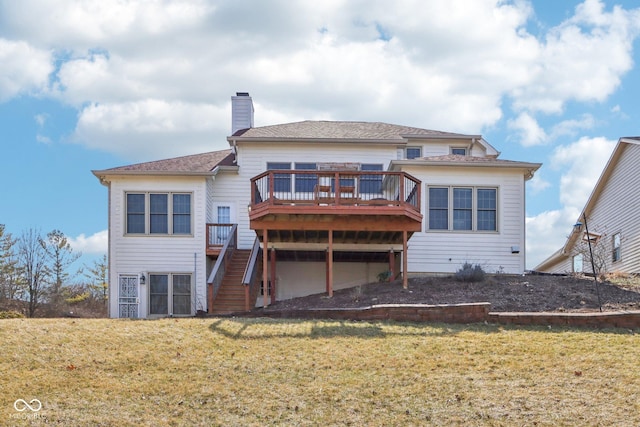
93;93;541;319
535;137;640;275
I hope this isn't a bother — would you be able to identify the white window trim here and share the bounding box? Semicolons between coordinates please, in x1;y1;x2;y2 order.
426;186;499;232
125;192;193;236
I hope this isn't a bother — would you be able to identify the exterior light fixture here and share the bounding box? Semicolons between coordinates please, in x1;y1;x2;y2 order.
139;273;146;285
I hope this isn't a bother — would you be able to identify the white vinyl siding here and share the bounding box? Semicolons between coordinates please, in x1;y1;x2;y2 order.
407;167;526;274
568;143;640;274
108;176;207;318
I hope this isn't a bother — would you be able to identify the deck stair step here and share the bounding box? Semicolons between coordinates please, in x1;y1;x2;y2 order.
211;250;251;315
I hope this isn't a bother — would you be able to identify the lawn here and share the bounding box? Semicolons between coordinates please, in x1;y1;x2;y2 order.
1;318;639;426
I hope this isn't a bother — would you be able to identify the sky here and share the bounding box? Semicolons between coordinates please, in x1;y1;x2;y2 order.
1;0;639;272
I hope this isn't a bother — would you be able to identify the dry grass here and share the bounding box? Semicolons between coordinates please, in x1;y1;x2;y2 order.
1;318;639;426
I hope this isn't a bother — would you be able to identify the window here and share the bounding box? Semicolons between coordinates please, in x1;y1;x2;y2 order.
360;164;383;194
295;163;317;192
150;194;168;234
453;188;472;230
406;147;422;159
573;253;583;273
428;187;497;232
172;194;191;234
126;194;145;234
451;147;467;156
125;192;191;235
477;189;497;231
428;188;449;230
612;233;621;262
216;206;231;243
267;162;291;192
149;273;191;316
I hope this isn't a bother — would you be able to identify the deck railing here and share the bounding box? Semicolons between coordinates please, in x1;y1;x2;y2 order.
206;223;235;252
250;170;421;211
241;237;263;311
206;224;237;313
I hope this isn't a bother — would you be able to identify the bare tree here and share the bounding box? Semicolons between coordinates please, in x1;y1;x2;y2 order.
43;230;81;306
82;254;108;304
17;228;50;317
0;224;23;301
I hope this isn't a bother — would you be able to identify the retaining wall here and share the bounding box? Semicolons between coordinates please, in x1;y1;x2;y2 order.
252;303;640;329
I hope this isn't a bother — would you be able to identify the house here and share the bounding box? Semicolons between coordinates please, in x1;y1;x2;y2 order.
93;92;541;319
535;137;640;275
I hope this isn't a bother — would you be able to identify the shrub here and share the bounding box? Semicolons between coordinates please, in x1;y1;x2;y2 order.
377;270;392;282
455;262;486;282
0;310;25;319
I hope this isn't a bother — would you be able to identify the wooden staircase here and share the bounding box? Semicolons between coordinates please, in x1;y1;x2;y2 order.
211;250;251;315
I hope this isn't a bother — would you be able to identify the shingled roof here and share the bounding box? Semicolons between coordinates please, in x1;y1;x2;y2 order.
94;149;234;175
230;120;470;141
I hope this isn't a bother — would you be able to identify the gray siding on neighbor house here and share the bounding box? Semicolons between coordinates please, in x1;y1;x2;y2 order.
579;143;640;273
537;141;640;275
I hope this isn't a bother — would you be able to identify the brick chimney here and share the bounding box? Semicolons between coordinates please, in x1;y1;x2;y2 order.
231;92;254;134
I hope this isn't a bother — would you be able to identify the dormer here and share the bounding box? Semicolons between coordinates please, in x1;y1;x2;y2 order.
397;134;499;160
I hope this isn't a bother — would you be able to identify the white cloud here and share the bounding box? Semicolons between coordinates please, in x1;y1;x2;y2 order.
512;0;640;113
549;114;595;139
68;229;108;254
0;39;52;101
36;134;52;144
73;100;234;160
527;172;551;195
508;112;548;146
0;0;637;161
526;207;580;269
550;136;616;211
526;135;616;268
34;113;48;126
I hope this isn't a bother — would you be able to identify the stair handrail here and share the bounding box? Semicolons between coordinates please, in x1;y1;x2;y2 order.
207;224;238;307
241;237;263;311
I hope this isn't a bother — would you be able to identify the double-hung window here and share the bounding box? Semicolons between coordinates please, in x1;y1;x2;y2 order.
428;186;497;232
125;192;192;235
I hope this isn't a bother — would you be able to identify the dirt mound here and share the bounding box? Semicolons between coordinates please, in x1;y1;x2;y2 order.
264;274;640;313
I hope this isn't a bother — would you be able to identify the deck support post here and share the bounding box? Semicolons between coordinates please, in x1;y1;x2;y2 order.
402;230;408;289
208;282;213;314
270;247;277;305
326;230;334;297
262;229;269;308
389;250;395;282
